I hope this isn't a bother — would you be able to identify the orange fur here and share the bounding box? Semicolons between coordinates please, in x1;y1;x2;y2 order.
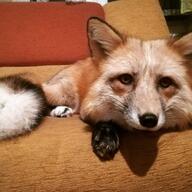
42;58;100;112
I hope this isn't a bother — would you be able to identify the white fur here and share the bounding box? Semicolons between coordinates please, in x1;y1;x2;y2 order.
50;106;73;117
0;83;43;140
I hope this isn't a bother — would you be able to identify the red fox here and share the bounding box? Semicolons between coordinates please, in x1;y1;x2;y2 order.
42;18;192;159
1;17;192;159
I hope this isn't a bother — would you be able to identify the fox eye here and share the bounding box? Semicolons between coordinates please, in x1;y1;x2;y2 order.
118;74;133;85
159;77;174;88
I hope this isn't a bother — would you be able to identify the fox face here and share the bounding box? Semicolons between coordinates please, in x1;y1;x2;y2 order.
80;18;192;131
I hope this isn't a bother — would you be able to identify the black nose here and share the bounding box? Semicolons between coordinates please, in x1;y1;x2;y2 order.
139;113;158;128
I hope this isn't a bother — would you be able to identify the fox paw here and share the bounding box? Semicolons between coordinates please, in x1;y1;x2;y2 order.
50;106;73;118
92;121;120;160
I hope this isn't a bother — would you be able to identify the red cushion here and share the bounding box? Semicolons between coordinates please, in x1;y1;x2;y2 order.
0;2;104;66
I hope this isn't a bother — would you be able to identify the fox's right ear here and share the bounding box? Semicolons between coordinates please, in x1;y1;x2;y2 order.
87;17;124;60
172;33;192;57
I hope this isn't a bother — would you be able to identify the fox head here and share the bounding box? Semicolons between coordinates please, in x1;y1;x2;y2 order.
80;17;192;131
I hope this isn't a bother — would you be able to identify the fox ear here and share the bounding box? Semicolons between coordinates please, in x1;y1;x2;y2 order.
87;17;124;60
172;33;192;57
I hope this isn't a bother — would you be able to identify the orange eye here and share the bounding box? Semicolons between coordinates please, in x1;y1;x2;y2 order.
118;74;133;85
159;77;174;88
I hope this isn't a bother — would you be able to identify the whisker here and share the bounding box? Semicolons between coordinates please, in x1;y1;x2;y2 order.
99;94;127;114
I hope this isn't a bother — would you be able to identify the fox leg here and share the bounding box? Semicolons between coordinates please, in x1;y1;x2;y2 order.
42;81;79;117
92;121;120;160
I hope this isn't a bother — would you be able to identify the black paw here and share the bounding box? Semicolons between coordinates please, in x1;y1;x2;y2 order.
92;121;120;160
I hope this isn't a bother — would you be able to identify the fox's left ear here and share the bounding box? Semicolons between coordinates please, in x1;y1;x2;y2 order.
172;33;192;57
87;17;124;60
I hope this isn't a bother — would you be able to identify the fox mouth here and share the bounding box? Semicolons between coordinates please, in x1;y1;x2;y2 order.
133;126;162;132
125;122;163;132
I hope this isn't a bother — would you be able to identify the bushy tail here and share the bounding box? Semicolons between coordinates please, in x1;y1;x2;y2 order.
0;75;47;140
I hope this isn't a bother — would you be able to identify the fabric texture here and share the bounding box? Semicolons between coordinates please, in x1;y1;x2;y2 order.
104;0;169;40
0;0;191;191
0;2;104;66
0;116;191;192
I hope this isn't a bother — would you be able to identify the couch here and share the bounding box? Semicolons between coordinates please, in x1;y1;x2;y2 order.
0;0;191;191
